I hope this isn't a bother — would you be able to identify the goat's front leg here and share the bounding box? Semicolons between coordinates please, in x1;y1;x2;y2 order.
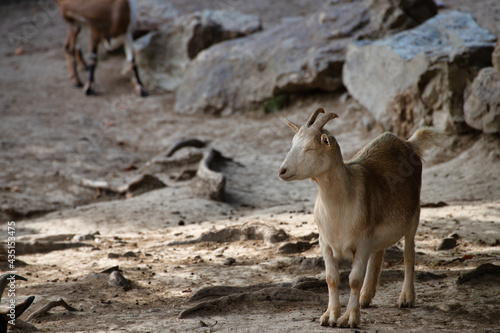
124;33;148;97
337;251;370;328
319;239;340;327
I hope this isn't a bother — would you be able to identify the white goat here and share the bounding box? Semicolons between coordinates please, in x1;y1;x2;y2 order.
56;0;147;96
279;108;443;328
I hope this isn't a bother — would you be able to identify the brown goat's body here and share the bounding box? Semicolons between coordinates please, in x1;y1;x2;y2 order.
56;0;147;96
280;109;444;328
58;0;131;39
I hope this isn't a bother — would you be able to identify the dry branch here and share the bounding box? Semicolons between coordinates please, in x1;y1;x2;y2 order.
27;298;78;322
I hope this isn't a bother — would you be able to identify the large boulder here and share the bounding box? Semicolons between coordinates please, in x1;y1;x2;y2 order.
464;68;500;134
175;0;438;115
135;10;262;91
343;11;497;136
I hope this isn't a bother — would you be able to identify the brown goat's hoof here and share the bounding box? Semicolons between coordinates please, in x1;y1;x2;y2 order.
136;86;148;97
84;87;95;96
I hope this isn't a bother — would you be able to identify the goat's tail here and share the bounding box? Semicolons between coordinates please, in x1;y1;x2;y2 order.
408;127;446;159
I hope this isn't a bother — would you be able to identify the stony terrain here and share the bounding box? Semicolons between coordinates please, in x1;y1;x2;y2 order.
1;0;499;332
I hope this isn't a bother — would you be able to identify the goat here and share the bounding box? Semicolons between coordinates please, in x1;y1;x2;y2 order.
279;108;443;328
56;0;148;97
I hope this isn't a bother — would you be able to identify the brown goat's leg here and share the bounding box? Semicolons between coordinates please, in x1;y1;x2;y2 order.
124;33;148;97
360;249;385;308
75;47;88;71
64;23;82;87
320;240;340;327
83;27;101;96
337;251;370;328
399;217;418;307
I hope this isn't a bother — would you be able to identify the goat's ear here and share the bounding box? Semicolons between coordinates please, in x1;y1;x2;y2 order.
284;118;300;133
321;134;332;147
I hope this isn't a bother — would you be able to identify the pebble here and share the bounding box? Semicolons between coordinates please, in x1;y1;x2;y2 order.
436;237;457;251
223;258;236;266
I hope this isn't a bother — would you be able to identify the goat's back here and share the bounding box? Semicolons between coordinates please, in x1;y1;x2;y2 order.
59;0;131;38
347;132;422;227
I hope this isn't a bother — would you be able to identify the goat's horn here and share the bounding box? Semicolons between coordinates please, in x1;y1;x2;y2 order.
306;108;325;127
0;274;28;303
311;112;339;131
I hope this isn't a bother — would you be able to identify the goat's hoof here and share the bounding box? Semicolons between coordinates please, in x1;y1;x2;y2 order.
398;290;415;308
136;86;148;97
360;295;373;308
320;313;337;327
83;83;95;96
336;314;350;328
73;82;83;88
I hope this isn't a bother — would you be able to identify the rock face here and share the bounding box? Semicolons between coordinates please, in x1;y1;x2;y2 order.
464;68;500;134
175;0;438;115
343;11;497;136
493;42;500;70
135;10;262;91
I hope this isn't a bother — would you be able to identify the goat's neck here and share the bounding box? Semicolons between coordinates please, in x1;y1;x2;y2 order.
313;150;351;204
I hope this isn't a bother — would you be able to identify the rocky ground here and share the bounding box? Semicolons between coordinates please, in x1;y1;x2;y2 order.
1;0;499;332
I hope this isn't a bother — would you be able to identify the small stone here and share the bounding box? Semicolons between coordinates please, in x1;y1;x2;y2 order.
108;253;120;259
436;237;457;251
436;303;451;312
109;271;131;290
123;251;137;257
448;232;460;239
223;258;236;266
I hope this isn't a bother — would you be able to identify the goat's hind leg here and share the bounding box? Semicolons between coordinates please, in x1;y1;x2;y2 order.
398;213;419;308
319;241;340;327
83;27;101;96
360;249;385;308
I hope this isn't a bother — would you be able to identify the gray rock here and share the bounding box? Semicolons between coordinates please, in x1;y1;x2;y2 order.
343;11;497;136
135;10;261;92
175;0;437;115
436;237;457;251
464;67;500;133
109;271;131;290
299;257;324;271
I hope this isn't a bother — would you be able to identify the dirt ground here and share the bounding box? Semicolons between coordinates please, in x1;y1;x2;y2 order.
1;0;500;332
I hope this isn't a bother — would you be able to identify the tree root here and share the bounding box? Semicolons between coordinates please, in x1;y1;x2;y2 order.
179;285;320;319
168;222;289;246
1;240;93;256
457;263;500;284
